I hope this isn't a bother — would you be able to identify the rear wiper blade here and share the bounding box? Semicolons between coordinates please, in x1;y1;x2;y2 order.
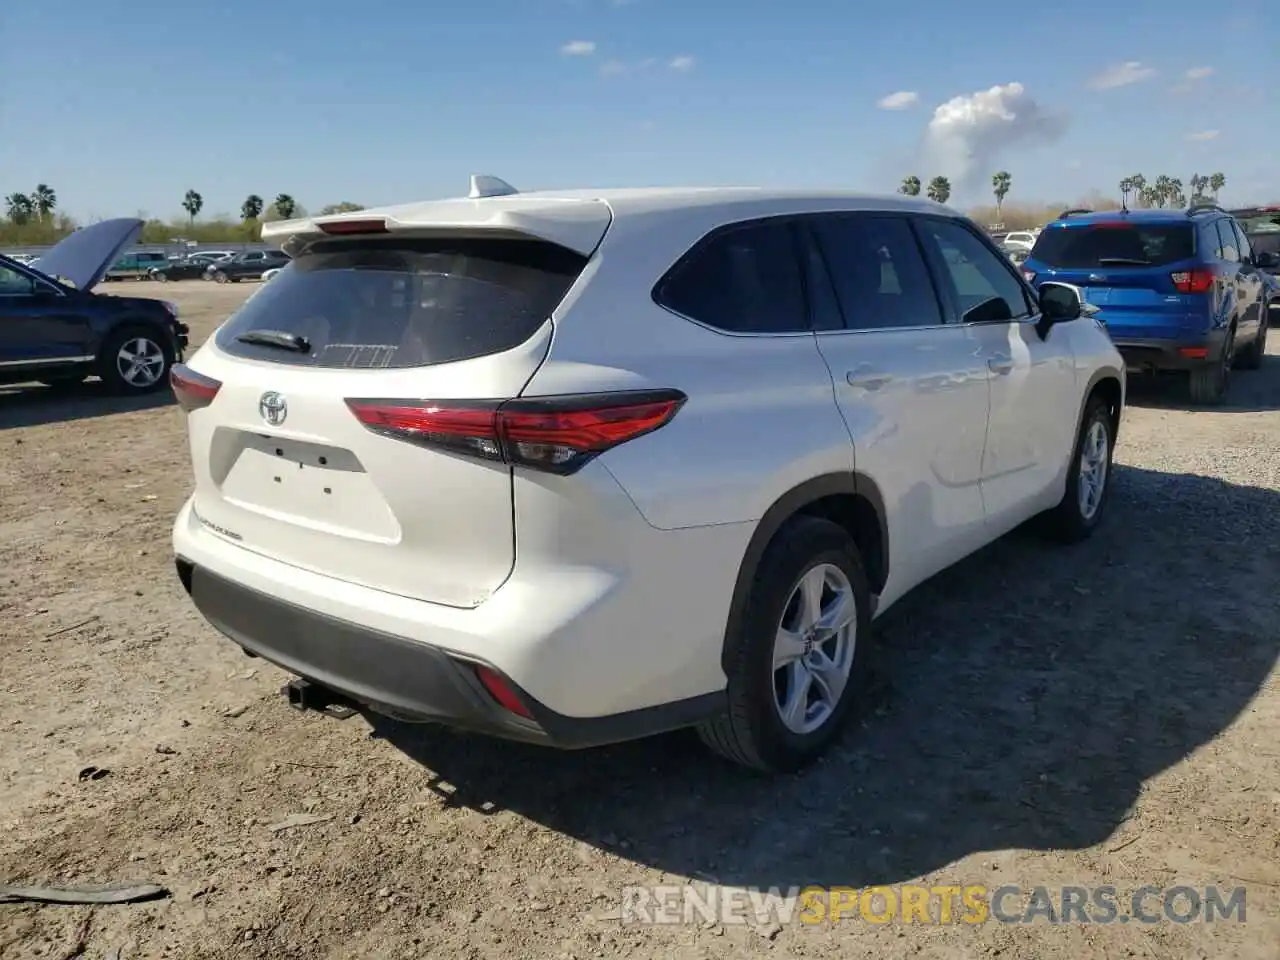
1096;257;1151;265
236;329;311;352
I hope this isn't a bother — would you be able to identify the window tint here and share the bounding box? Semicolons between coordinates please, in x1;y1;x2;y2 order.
809;215;942;330
1215;221;1239;262
657;220;807;333
1029;223;1195;267
920;218;1033;323
215;236;588;368
1231;220;1252;260
0;263;36;296
1199;221;1223;258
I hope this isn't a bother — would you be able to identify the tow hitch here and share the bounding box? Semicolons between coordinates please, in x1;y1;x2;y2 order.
282;678;357;720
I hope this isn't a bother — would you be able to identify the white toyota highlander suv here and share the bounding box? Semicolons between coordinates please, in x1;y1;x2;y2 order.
171;178;1125;774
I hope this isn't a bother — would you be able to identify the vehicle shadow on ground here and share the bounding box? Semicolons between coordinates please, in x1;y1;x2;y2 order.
1125;351;1280;412
372;464;1280;890
0;381;174;430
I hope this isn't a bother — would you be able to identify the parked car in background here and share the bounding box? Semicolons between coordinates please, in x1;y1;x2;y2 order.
208;249;290;283
151;251;235;282
1022;204;1270;404
0;218;188;393
104;250;168;281
261;267;284;283
1001;231;1038;252
171;180;1124;774
1003;245;1030;265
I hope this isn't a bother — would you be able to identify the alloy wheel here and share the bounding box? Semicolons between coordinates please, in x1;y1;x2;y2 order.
116;337;166;389
771;563;857;735
1077;419;1109;520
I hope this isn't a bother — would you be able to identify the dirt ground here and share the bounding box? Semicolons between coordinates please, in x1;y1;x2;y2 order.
1;279;1277;960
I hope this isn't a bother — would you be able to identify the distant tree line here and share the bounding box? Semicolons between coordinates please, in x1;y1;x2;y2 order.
1;187;366;246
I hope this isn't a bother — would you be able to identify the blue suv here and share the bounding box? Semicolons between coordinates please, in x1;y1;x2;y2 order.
1021;204;1273;404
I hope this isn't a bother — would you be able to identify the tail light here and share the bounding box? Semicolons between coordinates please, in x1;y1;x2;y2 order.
1171;268;1215;294
345;389;687;476
170;364;221;412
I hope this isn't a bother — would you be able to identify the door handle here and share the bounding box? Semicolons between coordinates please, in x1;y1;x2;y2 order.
846;370;893;390
987;356;1014;375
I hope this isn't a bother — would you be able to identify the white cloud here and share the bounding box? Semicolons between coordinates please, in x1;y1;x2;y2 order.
599;59;627;76
560;40;596;56
1186;129;1219;141
877;90;919;110
1185;66;1214;80
1087;61;1157;90
924;81;1068;192
668;55;695;71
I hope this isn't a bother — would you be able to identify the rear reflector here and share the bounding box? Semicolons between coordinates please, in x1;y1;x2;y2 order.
345;389;687;475
317;218;390;235
473;665;532;719
1171;268;1215;294
1178;346;1209;359
170;363;222;412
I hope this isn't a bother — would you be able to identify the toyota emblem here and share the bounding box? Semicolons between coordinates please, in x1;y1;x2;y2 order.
259;391;288;426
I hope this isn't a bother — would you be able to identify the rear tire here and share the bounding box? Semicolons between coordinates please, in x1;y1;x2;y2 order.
698;516;872;774
214;271;229;284
1041;394;1114;543
97;325;174;395
1236;311;1268;370
1189;328;1234;405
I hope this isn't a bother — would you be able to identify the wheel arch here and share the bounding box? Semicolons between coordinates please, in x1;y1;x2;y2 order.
1079;365;1124;445
720;472;889;672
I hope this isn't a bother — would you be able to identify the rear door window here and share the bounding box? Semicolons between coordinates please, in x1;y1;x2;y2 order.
1030;222;1195;267
656;219;807;333
807;214;943;330
215;236;588;368
1215;221;1239;262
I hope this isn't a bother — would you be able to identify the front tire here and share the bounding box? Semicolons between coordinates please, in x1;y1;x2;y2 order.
214;271;229;284
97;325;173;395
698;516;872;774
1041;395;1114;543
1235;310;1268;370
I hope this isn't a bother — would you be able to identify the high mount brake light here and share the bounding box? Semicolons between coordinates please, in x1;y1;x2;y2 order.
345;390;687;475
1171;268;1215;294
317;219;390;235
170;363;222;412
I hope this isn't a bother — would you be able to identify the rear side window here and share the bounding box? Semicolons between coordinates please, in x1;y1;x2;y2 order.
1029;222;1194;267
918;218;1034;322
1215;221;1239;262
808;214;943;330
214;236;587;368
656;220;807;333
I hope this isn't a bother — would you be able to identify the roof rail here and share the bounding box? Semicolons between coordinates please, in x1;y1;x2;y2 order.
468;175;519;199
1057;208;1093;219
1187;202;1224;215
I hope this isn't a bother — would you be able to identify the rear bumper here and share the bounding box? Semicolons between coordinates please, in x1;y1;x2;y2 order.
175;557;722;747
171;493;745;747
1110;328;1227;372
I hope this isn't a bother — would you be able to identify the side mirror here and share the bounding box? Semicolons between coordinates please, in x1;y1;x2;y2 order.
1037;281;1098;336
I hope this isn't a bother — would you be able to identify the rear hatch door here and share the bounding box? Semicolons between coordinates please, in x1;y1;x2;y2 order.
181;212;607;608
1026;220;1202;338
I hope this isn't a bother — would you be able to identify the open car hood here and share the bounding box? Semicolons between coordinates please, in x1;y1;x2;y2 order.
30;218;144;292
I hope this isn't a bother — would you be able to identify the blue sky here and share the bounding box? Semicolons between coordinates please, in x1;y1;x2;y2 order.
2;0;1274;221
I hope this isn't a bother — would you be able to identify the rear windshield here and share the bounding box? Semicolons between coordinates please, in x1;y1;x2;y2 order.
214;237;587;368
1029;223;1194;268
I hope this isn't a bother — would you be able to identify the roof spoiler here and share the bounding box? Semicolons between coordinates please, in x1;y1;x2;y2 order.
1057;208;1094;219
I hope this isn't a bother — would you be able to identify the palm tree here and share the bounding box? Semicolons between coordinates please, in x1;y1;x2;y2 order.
1119;177;1133;207
1209;172;1226;199
991;171;1012;219
926;176;951;204
241;194;264;221
319;201;365;214
1129;174;1147;207
30;184;57;220
1153;175;1174;208
1188;174;1205;201
899;176;921;197
1140;186;1158;209
182;189;203;225
1167;178;1184;207
273;194;297;219
4;192;34;224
